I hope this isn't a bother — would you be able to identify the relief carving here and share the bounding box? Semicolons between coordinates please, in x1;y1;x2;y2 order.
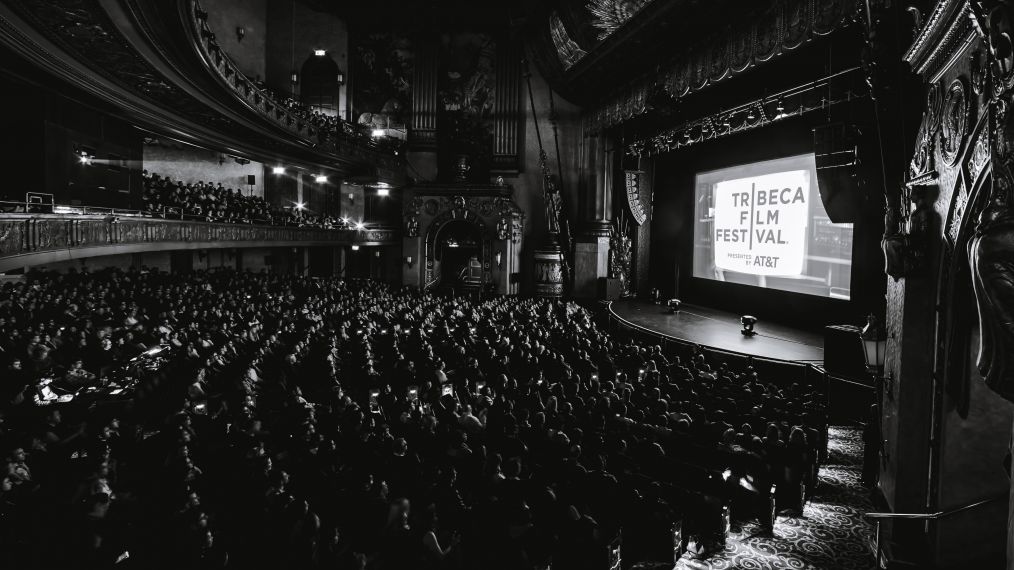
940;77;971;165
967;2;1014;400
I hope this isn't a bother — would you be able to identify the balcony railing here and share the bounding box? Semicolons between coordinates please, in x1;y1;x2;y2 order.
0;209;398;270
187;0;403;171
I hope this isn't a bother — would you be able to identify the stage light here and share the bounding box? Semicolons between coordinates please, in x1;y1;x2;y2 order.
272;167;285;175
315;175;327;183
376;188;390;197
355;222;365;230
314;49;326;56
295;202;305;211
667;298;681;313
741;315;758;336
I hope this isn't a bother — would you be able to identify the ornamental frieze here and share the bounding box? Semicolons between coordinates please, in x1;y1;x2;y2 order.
0;215;397;264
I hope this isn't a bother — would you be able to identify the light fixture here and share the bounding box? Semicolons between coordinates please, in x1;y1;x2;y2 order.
315;175;327;183
295;202;305;211
775;99;786;119
314;49;326;56
861;314;892;399
272;167;285;175
78;155;92;165
495;251;502;269
668;298;682;314
741;315;758;336
861;313;888;371
355;222;365;230
374;251;381;258
290;71;299;84
236;27;246;42
376;188;390;197
337;69;345;85
351;245;360;251
348;193;355;204
371;129;385;138
405;256;414;268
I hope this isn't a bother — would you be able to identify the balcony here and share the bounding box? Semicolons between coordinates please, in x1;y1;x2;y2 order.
0;207;398;272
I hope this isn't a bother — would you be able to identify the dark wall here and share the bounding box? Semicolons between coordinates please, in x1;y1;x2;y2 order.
648;110;885;330
0;78;141;206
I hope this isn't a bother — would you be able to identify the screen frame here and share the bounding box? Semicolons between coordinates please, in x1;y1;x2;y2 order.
647;118;883;330
691;153;853;298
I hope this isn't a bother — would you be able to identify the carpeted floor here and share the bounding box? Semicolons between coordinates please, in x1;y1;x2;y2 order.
664;426;877;570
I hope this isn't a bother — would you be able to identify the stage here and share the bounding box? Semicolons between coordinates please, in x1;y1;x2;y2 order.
608;300;824;364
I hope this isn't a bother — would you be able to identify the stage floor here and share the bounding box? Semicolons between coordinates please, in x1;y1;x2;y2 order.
609;300;824;364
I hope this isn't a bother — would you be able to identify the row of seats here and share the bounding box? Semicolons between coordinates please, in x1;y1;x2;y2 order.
0;268;827;569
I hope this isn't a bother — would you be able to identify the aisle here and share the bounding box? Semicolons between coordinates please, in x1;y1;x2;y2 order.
675;426;876;570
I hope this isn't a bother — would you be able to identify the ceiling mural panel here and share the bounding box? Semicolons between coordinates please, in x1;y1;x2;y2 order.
586;0;654;42
550;11;587;71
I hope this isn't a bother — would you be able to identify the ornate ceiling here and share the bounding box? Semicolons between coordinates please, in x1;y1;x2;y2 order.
0;0;405;183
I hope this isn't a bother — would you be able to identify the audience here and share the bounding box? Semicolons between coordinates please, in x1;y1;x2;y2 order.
0;268;827;569
141;171;351;229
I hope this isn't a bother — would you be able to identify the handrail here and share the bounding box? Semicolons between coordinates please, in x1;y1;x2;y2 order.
187;0;404;166
864;494;1006;520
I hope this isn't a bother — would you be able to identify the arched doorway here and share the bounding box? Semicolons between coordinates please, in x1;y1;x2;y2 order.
300;51;341;116
433;219;482;290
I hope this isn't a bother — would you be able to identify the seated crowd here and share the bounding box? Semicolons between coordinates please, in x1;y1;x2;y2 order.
141;171;350;229
0;268;826;569
251;82;403;155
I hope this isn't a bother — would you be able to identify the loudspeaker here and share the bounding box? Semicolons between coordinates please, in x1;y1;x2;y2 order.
598;277;622;300
813;123;861;223
247;174;256;185
823;324;866;378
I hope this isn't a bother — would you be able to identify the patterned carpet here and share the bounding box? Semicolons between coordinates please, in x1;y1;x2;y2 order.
643;426;876;570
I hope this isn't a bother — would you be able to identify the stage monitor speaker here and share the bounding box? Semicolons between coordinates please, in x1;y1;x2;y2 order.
814;123;862;223
823;324;866;378
247;174;256;185
599;277;622;300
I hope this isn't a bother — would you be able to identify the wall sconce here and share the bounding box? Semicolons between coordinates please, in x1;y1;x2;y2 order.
337;69;345;85
405;256;414;268
236;27;246;42
495;251;502;269
741;315;758;336
348;193;355;204
290;71;299;84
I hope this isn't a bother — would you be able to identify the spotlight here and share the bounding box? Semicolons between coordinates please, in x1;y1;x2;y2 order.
775;99;786;119
667;299;682;314
272;167;285;175
315;175;327;183
741;315;758;336
78;155;92;165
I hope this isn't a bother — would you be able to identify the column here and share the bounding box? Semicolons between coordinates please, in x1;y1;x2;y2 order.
573;131;614;298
